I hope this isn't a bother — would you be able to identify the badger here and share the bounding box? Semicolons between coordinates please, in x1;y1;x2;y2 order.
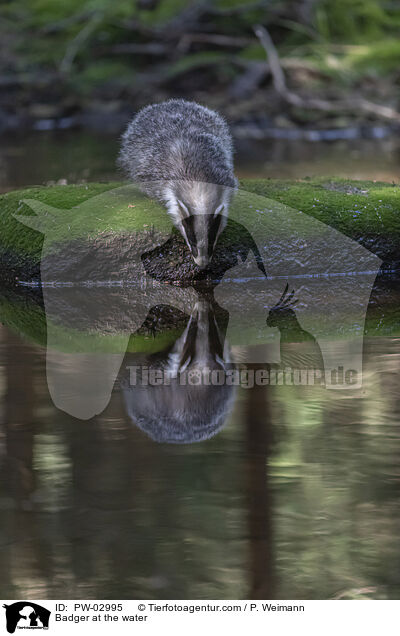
118;99;237;268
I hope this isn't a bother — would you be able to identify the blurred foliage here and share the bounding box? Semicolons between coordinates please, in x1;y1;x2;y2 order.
345;39;400;74
315;0;400;43
0;0;400;123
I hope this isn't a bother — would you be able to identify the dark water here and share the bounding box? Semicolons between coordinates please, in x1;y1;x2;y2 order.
0;132;400;600
1;327;400;600
1;131;400;192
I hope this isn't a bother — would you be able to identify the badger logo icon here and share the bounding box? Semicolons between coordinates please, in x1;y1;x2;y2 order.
3;602;50;633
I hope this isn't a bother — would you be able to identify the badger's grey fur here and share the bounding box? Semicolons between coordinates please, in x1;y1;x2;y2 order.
118;99;237;268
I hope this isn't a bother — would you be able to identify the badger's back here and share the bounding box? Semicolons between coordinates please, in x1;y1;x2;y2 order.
118;99;236;192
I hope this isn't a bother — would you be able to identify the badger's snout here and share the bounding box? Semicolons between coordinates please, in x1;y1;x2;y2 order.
193;254;209;269
192;240;210;268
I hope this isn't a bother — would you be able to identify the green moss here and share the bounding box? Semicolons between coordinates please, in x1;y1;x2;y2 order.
0;183;118;263
2;178;400;267
1;284;399;355
0;182;174;265
0;293;47;349
240;177;400;242
0;291;184;354
47;318;184;354
1;178;399;352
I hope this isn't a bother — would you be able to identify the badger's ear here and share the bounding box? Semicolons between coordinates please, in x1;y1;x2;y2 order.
214;203;225;217
177;199;190;218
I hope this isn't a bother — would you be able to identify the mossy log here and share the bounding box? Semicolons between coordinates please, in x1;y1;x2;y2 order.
0;178;399;351
0;178;399;284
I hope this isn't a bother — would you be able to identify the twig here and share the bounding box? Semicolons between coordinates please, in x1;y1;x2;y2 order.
253;24;400;122
253;25;287;95
177;33;253;53
110;42;167;55
59;13;103;74
356;99;400;123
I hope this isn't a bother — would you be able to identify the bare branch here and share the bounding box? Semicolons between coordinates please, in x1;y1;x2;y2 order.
110;43;167;56
177;33;253;54
356;99;400;123
253;24;400;123
59;13;103;75
253;24;287;95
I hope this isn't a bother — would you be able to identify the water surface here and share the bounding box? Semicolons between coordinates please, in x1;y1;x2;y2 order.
1;131;400;193
0;132;399;600
1;326;400;599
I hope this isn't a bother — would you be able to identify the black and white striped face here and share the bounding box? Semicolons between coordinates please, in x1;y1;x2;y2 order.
177;202;226;268
165;182;231;268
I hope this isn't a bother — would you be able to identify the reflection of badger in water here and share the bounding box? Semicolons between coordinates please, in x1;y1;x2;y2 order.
121;295;235;444
118;99;237;269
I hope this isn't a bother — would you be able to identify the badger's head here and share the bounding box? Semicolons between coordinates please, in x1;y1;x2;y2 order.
164;180;234;268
